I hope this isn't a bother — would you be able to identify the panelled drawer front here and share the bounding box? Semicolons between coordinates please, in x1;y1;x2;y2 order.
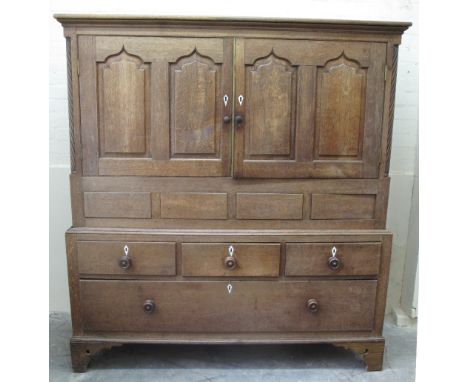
182;243;280;277
236;193;304;220
80;280;377;332
310;194;376;220
83;192;152;218
77;241;176;276
285;243;381;276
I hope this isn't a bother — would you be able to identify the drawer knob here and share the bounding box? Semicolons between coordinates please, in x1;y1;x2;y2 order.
328;246;342;271
224;245;237;269
143;299;155;314
307;298;319;313
224;256;237;269
119;256;132;269
119;245;132;270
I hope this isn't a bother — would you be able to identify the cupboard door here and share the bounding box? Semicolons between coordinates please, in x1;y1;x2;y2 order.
78;37;233;176
234;39;386;178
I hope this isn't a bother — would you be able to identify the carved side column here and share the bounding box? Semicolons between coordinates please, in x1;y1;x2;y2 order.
385;45;399;176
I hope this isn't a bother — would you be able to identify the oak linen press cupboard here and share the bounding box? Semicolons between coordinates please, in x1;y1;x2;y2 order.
55;15;410;372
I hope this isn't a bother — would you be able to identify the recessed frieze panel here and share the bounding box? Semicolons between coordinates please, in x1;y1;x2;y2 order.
83;192;152;219
170;52;219;157
98;48;150;156
246;54;297;158
161;192;228;219
236;193;303;220
311;194;376;220
315;54;367;159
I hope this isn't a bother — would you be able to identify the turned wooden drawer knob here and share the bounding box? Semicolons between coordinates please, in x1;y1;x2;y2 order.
143;299;155;314
119;245;132;269
224;256;237;269
224;245;237;270
328;256;341;271
307;298;319;313
118;256;132;269
328;246;342;271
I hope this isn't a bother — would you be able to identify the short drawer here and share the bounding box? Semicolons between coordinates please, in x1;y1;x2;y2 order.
76;241;176;276
181;243;281;277
285;243;381;277
80;280;377;333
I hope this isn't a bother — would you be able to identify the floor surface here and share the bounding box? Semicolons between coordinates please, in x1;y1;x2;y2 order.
50;312;416;382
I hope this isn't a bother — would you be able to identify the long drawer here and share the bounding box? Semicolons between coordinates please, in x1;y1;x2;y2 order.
80;280;377;333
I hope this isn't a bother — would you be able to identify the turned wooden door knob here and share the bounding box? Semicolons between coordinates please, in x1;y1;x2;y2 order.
143;299;155;314
234;115;244;125
307;298;319;312
223;115;231;123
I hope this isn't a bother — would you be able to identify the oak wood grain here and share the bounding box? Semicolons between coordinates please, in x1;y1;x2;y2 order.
59;16;409;373
245;54;296;158
55;14;411;34
315;55;366;159
285;243;381;276
160;192;228;220
83;192;151;218
80;280;377;332
334;340;385;371
236;193;303;220
78;35;98;175
98;49;149;156
79;36;232;177
311;194;376;220
181;243;280;277
77;241;176;276
234;39;386;179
